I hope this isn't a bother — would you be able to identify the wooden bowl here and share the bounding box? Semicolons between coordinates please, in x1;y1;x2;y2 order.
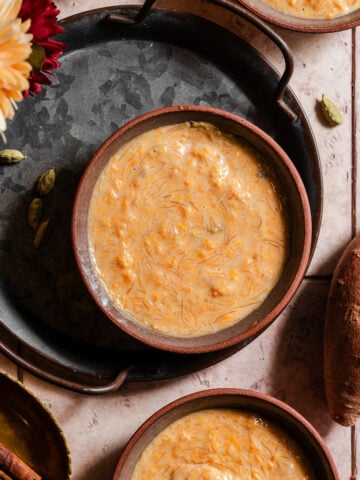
72;105;312;354
113;388;339;479
0;373;71;480
236;0;360;32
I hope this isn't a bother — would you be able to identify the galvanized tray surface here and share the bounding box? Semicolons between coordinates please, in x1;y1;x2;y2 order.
0;6;321;392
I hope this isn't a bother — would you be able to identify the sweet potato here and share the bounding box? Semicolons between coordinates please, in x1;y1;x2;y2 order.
324;233;360;427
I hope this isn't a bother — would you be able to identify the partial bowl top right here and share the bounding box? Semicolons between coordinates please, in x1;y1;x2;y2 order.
238;0;360;32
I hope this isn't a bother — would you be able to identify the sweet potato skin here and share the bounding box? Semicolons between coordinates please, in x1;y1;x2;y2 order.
324;234;360;427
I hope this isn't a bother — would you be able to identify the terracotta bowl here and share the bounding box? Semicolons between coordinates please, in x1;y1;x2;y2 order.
113;388;339;479
72;105;312;354
236;0;360;32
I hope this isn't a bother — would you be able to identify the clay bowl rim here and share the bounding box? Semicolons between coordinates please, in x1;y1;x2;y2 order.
236;0;360;32
112;388;340;480
72;105;312;355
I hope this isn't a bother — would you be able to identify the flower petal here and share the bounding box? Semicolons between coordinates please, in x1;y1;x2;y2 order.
0;12;32;139
18;0;66;97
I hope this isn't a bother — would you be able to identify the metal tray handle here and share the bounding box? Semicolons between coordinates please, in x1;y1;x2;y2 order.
0;338;128;394
107;0;297;121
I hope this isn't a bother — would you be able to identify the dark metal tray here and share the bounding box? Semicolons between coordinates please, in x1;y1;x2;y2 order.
0;2;322;393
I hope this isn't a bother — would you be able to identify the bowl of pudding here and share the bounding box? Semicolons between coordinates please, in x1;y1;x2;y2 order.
237;0;360;32
113;388;339;479
72;105;312;354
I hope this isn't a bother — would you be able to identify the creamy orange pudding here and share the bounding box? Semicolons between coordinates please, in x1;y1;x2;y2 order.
131;409;315;480
260;0;359;19
88;121;288;337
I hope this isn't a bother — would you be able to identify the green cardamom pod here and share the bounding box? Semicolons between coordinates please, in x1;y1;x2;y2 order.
0;149;26;164
27;197;43;230
321;95;343;126
34;219;50;249
36;168;55;196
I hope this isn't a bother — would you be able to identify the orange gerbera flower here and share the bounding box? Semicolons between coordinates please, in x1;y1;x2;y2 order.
0;0;32;141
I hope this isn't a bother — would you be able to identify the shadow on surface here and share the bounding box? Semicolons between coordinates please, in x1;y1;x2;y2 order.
267;278;335;436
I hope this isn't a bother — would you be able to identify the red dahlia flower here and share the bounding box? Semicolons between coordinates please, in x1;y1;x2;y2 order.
19;0;66;96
